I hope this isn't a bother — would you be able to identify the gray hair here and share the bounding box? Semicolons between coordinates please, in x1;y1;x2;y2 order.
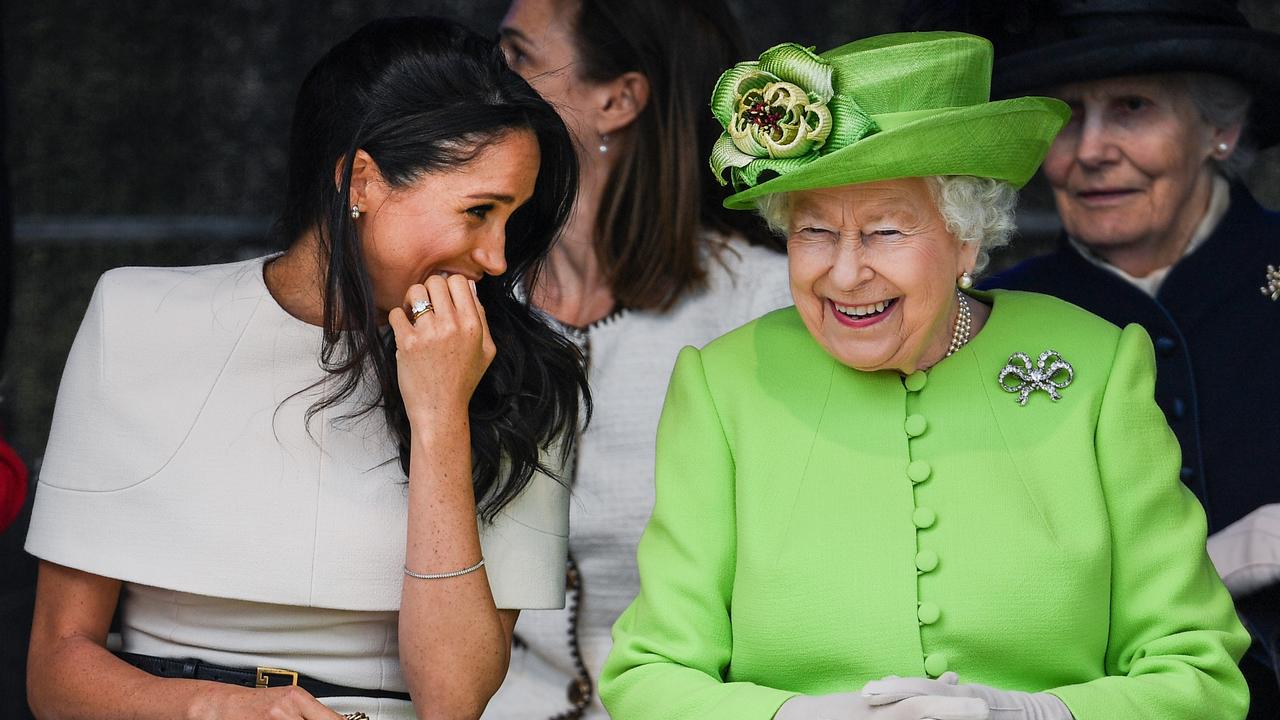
754;175;1018;273
755;192;794;238
1184;72;1254;179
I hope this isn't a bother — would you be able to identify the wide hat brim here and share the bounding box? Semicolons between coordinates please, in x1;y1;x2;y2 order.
992;26;1280;147
723;96;1068;209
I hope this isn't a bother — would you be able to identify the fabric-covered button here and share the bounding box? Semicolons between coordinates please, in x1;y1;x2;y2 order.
905;414;927;437
1154;336;1177;356
904;371;928;392
915;549;939;572
924;653;949;677
913;507;936;529
1180;466;1197;481
918;602;940;625
1169;397;1186;420
907;460;932;484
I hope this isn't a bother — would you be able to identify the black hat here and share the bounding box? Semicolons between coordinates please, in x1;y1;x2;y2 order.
907;0;1280;146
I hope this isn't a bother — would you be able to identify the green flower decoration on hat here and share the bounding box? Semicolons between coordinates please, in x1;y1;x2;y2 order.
710;43;879;190
708;33;1070;209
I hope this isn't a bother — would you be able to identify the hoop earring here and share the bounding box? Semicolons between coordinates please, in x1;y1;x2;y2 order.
958;271;974;289
598;134;609;155
350;204;361;220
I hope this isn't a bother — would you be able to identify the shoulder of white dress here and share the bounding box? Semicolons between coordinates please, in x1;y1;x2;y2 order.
97;258;274;370
704;236;784;278
701;235;792;322
36;257;274;493
479;467;570;609
96;257;269;332
700;237;777;286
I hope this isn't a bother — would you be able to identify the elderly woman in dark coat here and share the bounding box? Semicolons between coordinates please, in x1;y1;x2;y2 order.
908;2;1280;715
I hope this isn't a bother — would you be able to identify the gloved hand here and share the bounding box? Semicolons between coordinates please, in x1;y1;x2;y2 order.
861;673;1073;720
1207;503;1280;598
773;689;988;720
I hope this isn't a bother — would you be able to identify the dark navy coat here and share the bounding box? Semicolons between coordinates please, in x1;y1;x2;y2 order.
984;183;1280;717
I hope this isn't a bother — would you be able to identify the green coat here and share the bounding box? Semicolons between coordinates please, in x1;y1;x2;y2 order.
600;290;1249;720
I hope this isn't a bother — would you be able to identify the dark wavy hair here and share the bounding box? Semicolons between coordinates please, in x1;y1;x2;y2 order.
568;0;782;311
274;16;588;520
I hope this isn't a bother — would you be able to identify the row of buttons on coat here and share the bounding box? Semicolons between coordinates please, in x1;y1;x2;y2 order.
904;370;947;678
1152;335;1198;483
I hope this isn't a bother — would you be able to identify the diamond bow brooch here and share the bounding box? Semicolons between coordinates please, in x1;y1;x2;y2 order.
998;350;1074;406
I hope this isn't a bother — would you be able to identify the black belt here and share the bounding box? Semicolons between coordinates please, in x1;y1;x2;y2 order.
117;651;411;701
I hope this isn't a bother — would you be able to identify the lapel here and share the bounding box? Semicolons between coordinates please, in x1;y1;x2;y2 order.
1159;184;1280;331
961;291;1105;499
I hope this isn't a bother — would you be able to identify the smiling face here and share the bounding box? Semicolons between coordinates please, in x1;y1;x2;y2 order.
1042;74;1222;272
355;129;541;314
785;178;978;374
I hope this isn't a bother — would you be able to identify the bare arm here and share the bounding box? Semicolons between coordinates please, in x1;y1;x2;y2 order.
27;561;343;720
399;420;520;718
391;274;518;719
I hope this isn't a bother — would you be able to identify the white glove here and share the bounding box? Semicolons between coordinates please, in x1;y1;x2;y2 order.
773;690;988;720
861;673;1073;720
1206;503;1280;598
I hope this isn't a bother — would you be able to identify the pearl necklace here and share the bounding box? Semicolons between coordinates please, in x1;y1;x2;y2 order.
945;291;972;358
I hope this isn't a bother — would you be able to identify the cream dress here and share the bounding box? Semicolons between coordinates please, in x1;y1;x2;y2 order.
26;257;570;719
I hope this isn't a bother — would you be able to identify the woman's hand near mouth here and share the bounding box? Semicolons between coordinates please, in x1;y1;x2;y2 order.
389;273;496;424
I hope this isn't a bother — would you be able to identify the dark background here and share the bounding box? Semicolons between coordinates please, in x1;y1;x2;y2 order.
2;1;1279;716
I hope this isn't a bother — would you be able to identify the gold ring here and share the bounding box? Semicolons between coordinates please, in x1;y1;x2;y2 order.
409;299;433;322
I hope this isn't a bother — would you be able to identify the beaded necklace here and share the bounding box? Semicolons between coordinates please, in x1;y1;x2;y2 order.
945;291;972;357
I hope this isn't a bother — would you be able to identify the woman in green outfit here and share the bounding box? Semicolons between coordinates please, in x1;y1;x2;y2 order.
599;32;1251;720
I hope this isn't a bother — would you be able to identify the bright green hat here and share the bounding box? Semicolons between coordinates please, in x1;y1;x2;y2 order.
710;32;1070;209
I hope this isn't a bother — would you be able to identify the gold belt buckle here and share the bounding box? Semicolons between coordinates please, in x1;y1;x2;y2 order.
255;666;300;688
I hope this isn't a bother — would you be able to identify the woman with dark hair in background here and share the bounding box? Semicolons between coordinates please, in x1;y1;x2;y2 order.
24;16;586;720
486;1;791;717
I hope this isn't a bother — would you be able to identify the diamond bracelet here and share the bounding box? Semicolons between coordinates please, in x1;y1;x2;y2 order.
404;558;486;580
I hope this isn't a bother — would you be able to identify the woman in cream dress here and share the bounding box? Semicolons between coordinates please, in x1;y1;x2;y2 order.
25;17;587;720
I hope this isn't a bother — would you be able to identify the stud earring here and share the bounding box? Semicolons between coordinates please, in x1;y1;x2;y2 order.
1217;142;1230;154
958;271;974;289
598;134;609;154
350;204;361;220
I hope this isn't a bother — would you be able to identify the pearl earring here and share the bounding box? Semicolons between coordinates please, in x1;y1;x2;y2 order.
958;271;974;289
598;134;609;154
1216;142;1230;154
350;204;361;220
